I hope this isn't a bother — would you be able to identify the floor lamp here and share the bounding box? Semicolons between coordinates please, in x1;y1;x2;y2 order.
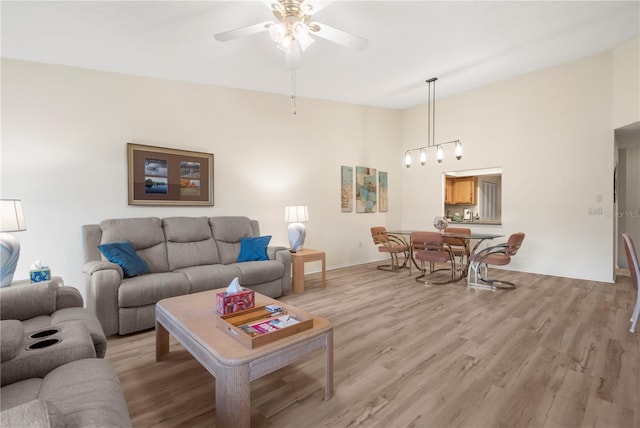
1;199;27;287
285;205;308;252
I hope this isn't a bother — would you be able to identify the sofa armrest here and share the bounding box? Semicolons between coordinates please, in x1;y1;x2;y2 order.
55;286;84;310
82;260;123;278
0;281;60;321
269;246;292;294
82;262;123;336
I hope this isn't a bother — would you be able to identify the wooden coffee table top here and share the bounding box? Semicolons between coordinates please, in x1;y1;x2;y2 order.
156;289;332;365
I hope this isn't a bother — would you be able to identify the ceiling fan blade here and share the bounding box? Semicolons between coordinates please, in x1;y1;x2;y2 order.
310;22;368;51
214;21;273;42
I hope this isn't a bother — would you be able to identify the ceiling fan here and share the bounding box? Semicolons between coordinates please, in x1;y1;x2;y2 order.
214;0;368;65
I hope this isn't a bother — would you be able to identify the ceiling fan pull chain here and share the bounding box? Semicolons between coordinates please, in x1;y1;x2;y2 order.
291;64;297;116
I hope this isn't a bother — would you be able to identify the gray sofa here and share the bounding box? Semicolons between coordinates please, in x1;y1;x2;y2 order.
0;280;131;427
82;216;292;336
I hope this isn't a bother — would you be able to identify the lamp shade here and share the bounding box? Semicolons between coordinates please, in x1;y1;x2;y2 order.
0;200;26;232
284;205;309;223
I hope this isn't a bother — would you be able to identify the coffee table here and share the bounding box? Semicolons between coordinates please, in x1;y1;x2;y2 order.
155;289;333;428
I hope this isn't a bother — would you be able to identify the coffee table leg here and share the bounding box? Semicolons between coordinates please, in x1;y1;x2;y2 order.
216;363;251;428
325;330;334;400
155;321;169;362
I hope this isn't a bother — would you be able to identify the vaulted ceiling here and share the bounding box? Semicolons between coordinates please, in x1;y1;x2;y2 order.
2;1;638;110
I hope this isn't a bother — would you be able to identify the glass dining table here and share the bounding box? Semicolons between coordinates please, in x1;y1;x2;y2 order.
386;230;504;280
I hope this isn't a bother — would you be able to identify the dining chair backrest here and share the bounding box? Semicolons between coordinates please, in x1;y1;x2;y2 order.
371;227;389;245
505;232;525;256
623;233;639;291
444;227;470;248
411;231;444;252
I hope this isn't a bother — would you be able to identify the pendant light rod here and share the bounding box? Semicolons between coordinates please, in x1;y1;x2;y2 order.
403;77;462;168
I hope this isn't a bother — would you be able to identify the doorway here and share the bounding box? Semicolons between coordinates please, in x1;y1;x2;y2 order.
616;121;640;270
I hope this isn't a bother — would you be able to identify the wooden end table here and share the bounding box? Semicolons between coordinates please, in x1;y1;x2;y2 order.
156;290;333;428
290;248;326;294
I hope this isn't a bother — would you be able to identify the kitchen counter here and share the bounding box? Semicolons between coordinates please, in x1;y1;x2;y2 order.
447;220;502;226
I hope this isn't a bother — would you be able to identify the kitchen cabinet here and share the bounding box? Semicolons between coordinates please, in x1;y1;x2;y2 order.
451;177;476;204
445;177;454;204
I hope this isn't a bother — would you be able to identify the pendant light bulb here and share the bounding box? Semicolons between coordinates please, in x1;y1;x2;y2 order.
419;149;427;166
436;145;444;163
455;141;462;160
404;152;412;168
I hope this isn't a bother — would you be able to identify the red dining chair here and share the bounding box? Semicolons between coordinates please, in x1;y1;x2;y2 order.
622;233;640;333
468;232;525;290
370;227;409;272
411;231;457;285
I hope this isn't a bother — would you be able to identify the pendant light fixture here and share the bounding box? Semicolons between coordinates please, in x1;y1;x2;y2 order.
404;77;462;168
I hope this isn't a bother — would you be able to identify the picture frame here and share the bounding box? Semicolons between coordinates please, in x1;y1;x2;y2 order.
127;143;214;206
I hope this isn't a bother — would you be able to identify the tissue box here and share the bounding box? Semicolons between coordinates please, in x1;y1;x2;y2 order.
216;289;255;315
29;267;51;283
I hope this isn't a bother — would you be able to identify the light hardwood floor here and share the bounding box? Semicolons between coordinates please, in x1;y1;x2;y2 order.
106;263;639;427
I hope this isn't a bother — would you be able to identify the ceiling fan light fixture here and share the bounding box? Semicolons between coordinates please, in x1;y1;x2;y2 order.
297;33;314;51
269;22;286;43
300;2;313;15
292;21;308;39
278;35;293;52
271;2;285;14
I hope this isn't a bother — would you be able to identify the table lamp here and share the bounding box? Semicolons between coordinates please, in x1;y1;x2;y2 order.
1;199;27;287
284;205;308;252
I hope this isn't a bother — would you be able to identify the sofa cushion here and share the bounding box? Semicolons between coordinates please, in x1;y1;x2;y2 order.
98;241;151;277
232;260;285;286
209;217;255;265
0;320;24;362
118;272;190;308
100;218;169;273
237;236;271;262
175;264;242;294
38;358;131;427
163;217;220;270
0;281;58;321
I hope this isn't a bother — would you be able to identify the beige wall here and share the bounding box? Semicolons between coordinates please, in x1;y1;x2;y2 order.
2;37;638;289
401;50;616;282
0;59;402;292
612;37;640;129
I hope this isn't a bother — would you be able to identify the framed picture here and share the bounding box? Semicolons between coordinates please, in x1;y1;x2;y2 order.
127;143;214;206
356;166;377;213
378;171;388;212
341;165;353;212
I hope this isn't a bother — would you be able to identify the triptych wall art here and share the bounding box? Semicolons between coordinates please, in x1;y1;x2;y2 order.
341;165;388;213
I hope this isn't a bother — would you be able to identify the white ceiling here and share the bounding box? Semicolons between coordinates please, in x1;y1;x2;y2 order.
1;1;639;110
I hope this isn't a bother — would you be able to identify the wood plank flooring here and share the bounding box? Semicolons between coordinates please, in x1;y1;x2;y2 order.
105;263;639;427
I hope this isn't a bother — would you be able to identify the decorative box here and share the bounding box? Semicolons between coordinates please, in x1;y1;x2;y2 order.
216;289;255;315
29;267;51;283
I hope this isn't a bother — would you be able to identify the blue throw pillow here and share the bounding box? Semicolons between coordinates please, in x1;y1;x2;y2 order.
237;236;272;262
98;241;150;277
